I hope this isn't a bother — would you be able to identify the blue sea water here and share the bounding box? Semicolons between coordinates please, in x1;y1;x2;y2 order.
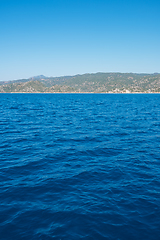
0;93;160;240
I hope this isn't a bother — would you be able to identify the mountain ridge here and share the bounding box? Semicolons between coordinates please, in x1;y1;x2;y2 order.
0;72;160;93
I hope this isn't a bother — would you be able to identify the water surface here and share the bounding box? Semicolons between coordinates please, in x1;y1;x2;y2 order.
0;93;160;240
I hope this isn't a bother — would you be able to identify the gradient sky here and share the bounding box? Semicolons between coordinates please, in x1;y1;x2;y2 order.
0;0;160;81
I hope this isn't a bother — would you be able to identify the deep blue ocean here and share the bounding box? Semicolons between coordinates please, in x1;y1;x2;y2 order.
0;93;160;240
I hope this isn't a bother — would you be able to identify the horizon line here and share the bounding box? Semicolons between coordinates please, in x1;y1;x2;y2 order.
1;71;160;82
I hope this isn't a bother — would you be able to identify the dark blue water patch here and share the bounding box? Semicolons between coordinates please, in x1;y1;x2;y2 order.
0;93;160;240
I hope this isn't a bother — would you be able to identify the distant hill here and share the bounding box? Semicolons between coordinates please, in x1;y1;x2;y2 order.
0;80;47;93
0;72;160;93
29;75;47;80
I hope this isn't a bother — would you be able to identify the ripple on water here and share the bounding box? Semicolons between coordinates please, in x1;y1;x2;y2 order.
0;93;160;240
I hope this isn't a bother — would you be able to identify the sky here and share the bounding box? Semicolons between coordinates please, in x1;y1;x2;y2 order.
0;0;160;81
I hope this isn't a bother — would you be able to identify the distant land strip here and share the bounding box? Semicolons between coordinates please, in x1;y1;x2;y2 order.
0;72;160;93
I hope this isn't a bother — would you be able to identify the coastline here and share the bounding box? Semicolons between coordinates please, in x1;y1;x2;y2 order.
0;92;160;94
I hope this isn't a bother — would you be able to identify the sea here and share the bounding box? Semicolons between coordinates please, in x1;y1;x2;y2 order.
0;93;160;240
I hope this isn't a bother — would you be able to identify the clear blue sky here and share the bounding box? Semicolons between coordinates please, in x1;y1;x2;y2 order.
0;0;160;81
